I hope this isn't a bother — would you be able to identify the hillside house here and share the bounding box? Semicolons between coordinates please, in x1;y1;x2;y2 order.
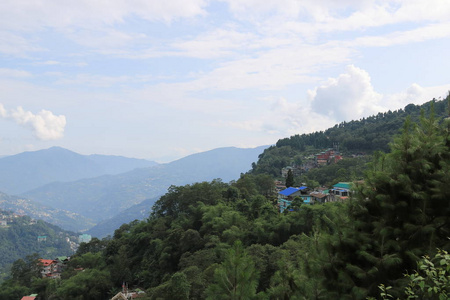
0;220;6;227
278;186;311;212
310;191;330;203
40;259;58;278
79;233;92;243
274;180;286;192
37;235;47;242
315;148;342;166
329;182;352;201
21;295;37;300
55;256;69;273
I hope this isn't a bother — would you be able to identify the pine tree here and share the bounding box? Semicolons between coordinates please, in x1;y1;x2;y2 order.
286;169;295;188
206;240;261;300
321;106;450;299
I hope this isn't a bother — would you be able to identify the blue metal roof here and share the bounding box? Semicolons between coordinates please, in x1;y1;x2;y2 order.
299;186;308;190
279;187;299;196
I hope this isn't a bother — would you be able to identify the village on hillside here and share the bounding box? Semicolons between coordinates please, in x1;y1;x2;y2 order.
275;147;360;213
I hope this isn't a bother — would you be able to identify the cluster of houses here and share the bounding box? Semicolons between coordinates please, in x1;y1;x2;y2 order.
0;211;24;227
281;148;343;177
1;211;38;228
277;182;352;213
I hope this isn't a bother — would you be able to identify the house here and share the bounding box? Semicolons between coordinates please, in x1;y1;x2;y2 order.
274;180;286;192
37;235;47;242
329;182;352;201
55;256;69;273
315;148;343;166
0;220;6;227
40;259;58;278
79;233;92;243
278;186;311;212
21;295;37;300
310;191;330;203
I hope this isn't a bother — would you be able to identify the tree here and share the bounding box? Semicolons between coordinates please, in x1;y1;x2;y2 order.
322;110;450;299
285;169;294;188
206;240;261;300
367;249;450;300
56;269;111;300
10;253;41;286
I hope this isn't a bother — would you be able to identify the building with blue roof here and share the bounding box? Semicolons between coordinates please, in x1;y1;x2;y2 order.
278;186;311;212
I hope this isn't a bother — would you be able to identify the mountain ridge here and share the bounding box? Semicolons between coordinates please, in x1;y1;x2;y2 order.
0;147;158;195
21;145;268;231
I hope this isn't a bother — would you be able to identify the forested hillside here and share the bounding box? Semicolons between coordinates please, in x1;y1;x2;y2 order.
1;97;449;300
0;192;95;232
0;210;77;282
252;98;448;176
22;146;267;231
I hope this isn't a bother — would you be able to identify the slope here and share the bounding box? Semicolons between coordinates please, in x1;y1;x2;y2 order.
0;147;157;195
0;192;95;232
0;210;78;282
22;146;268;230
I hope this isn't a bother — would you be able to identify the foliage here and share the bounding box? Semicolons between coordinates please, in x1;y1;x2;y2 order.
205;240;261;300
321;105;450;299
368;249;450;300
3;95;450;300
285;169;294;188
0;212;76;283
251;98;449;176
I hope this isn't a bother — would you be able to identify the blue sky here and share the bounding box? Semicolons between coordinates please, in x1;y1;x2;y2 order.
0;0;449;162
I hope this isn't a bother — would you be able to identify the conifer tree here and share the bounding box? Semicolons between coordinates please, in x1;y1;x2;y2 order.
285;169;295;188
206;240;261;300
321;106;450;299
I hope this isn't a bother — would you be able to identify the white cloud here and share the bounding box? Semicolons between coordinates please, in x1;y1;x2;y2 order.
386;83;450;110
309;65;383;121
0;105;66;140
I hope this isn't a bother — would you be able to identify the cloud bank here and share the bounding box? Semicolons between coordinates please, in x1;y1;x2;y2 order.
0;104;66;140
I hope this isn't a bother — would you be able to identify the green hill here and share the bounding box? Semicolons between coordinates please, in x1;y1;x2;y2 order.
252;98;449;176
0;210;78;282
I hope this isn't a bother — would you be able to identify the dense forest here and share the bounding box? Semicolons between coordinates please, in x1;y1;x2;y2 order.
1;97;449;300
0;211;77;282
251;98;449;177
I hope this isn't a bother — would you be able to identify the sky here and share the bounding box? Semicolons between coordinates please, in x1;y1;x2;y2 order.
0;0;449;162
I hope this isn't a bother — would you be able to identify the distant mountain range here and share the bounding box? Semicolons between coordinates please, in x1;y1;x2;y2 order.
0;147;158;195
22;146;267;232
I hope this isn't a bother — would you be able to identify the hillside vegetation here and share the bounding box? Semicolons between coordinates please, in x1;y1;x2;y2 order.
22;146;267;230
252;98;448;177
1;97;449;300
0;210;77;282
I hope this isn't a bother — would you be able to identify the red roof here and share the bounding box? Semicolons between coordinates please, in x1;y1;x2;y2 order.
40;259;55;266
21;297;36;300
